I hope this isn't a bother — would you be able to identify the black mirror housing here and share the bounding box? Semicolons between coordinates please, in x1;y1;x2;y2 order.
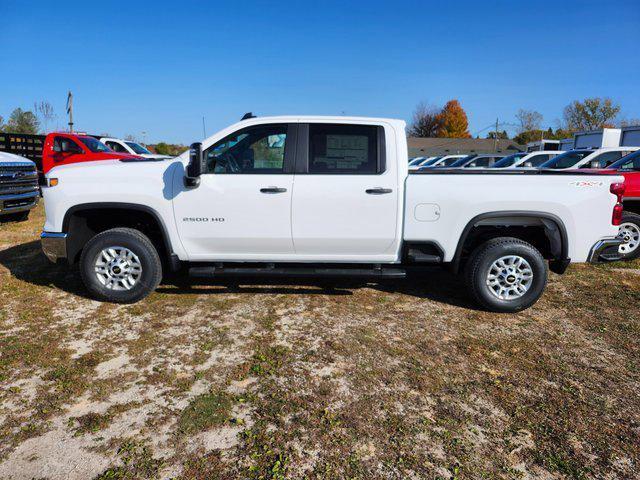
185;142;203;187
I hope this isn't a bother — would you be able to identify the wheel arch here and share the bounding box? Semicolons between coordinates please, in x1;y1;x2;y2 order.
62;202;178;269
451;211;569;274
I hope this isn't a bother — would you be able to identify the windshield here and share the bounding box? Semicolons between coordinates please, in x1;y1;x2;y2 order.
125;142;152;155
539;150;593;169
438;156;464;167
78;137;111;153
420;156;441;167
449;155;475;167
492;152;527;168
608;150;640;171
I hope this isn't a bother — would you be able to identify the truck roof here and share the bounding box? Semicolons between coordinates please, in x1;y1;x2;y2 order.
238;115;405;125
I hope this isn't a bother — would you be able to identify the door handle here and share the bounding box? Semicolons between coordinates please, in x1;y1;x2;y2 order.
260;186;287;194
365;188;393;195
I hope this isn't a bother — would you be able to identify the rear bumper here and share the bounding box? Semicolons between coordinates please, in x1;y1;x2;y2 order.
588;237;624;263
0;191;39;215
41;232;68;263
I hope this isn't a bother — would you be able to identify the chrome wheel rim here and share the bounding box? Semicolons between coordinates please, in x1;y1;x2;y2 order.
618;223;640;255
486;255;533;300
94;246;142;291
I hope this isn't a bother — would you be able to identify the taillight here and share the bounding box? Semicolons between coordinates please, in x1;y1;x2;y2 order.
610;182;625;226
612;203;623;226
610;182;625;202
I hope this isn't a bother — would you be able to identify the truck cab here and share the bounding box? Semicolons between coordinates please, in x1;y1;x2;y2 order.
42;133;141;174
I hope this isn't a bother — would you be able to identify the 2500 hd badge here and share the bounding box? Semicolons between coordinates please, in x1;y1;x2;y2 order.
183;217;225;222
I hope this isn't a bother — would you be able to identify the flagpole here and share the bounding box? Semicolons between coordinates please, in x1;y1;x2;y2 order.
67;91;74;133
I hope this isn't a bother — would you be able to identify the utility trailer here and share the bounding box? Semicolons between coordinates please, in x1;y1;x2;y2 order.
0;132;45;173
559;137;574;151
526;139;560;152
574;128;621;149
620;126;640;147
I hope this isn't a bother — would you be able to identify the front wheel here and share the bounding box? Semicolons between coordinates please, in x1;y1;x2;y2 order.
79;228;162;303
465;237;548;313
618;212;640;260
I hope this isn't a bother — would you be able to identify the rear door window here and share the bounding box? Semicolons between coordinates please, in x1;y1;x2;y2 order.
308;124;380;174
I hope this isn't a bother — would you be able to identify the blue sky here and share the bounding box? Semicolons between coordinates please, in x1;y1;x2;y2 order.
1;0;639;144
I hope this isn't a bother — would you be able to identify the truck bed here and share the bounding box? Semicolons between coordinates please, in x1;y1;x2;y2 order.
404;169;623;263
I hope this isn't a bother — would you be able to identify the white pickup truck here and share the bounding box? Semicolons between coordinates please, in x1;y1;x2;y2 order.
0;152;39;222
41;115;625;312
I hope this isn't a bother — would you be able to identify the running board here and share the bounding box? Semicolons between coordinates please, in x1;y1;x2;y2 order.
188;265;407;279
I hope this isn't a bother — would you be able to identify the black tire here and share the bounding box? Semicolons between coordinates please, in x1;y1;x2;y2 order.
0;211;29;223
79;228;162;303
618;212;640;260
465;237;547;313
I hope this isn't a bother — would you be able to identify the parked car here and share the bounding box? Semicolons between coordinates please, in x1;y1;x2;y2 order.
415;156;442;168
41;115;624;312
0;152;39;222
42;133;142;174
493;151;563;169
409;156;436;169
538;147;639;170
427;154;467;168
99;137;171;160
449;154;505;168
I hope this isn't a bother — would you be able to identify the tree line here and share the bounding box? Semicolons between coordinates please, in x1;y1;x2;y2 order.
409;97;639;144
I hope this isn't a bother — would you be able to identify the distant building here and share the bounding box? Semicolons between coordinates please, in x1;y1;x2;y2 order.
408;137;524;157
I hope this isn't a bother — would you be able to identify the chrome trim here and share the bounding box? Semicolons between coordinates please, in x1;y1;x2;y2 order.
0;191;39;213
41;232;68;263
587;237;624;263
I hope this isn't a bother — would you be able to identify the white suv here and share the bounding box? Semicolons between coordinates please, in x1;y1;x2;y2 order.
99;137;171;160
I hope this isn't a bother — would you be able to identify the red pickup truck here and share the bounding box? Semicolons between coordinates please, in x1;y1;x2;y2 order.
581;150;640;259
42;132;140;175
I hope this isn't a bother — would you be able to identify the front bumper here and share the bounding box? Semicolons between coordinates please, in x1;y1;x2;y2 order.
0;191;39;215
588;237;624;263
41;232;68;263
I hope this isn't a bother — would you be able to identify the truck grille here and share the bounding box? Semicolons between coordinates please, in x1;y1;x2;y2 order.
0;163;39;212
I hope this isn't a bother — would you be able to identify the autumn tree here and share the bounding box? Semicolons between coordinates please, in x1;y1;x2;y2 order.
436;100;471;138
408;102;441;137
563;97;620;131
5;108;40;134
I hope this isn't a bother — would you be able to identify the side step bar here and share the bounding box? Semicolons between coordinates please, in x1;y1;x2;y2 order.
189;265;407;279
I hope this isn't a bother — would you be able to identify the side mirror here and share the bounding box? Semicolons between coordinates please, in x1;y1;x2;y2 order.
523;161;533;167
590;160;602;169
185;142;203;187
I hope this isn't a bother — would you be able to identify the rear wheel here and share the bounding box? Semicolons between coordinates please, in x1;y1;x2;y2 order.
618;212;640;260
465;237;547;313
79;228;162;303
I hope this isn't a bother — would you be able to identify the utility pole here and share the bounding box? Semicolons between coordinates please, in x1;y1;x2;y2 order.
66;91;74;133
493;117;499;152
202;116;207;138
